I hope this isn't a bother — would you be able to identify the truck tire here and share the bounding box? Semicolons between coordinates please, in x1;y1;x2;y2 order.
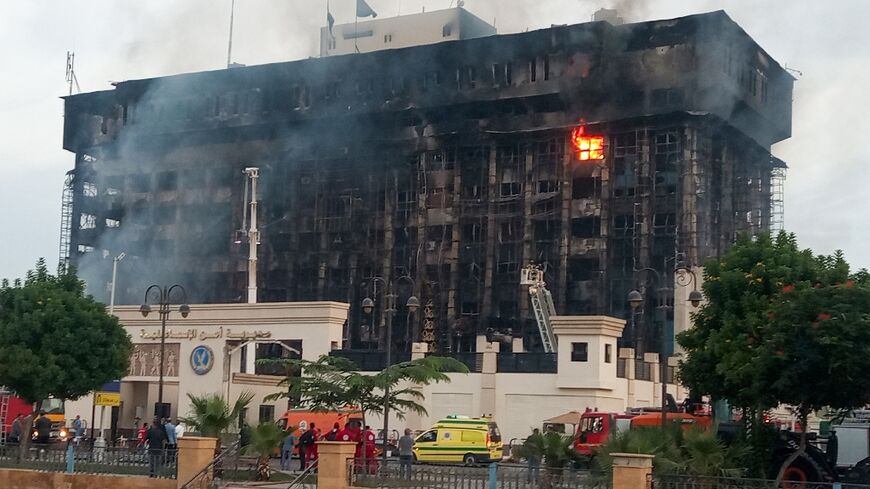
777;456;825;487
463;453;477;466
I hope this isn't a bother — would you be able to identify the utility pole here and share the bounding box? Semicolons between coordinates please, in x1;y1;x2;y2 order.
109;252;126;315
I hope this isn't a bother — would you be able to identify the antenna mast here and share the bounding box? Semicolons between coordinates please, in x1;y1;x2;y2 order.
65;52;80;96
226;0;236;68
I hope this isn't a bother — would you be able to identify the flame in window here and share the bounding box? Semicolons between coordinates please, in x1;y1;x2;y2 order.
571;125;605;161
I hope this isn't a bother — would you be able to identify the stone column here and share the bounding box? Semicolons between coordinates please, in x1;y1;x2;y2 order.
611;453;654;489
619;348;636;407
644;352;660;408
176;436;218;489
411;342;428;361
480;339;498;417
317;441;357;489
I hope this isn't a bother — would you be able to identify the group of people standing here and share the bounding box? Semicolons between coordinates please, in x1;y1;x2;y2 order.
7;411;84;445
281;421;412;474
135;417;182;449
134;417;180;477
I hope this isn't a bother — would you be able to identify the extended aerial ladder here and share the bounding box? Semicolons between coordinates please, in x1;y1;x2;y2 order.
521;264;557;353
0;386;11;445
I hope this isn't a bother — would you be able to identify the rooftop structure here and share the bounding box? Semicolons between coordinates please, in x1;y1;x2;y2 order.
320;7;496;56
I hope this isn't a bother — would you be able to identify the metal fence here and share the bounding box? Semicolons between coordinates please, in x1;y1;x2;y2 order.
0;443;176;479
438;352;484;373
654;475;870;489
635;359;653;381
349;460;603;489
617;358;627;378
330;350;412;371
497;353;558;373
179;441;243;489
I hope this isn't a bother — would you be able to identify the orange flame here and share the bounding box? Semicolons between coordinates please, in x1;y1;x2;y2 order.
571;125;605;161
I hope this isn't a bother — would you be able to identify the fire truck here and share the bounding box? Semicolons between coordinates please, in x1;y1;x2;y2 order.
570;405;870;485
0;389;70;443
0;388;32;443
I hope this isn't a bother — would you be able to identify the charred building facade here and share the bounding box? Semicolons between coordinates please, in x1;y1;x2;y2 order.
61;11;792;355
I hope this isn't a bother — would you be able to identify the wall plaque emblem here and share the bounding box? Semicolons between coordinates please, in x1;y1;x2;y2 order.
190;345;215;375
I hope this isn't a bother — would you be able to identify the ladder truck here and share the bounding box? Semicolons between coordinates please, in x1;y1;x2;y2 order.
521;264;558;353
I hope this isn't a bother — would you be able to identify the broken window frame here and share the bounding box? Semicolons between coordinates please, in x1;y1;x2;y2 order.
82;182;98;198
79;213;97;230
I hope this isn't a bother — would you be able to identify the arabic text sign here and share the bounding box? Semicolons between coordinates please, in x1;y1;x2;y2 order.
138;327;272;341
95;392;121;407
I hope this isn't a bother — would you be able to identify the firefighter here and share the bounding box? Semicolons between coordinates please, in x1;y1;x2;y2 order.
363;425;378;474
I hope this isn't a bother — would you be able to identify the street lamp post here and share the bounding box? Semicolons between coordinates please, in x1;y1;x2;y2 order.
628;266;703;427
361;275;419;466
140;285;190;419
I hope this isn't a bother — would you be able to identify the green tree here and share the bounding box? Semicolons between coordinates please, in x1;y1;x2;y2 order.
678;233;821;411
677;232;870;481
243;422;286;481
179;391;254;440
0;259;132;456
757;279;870;480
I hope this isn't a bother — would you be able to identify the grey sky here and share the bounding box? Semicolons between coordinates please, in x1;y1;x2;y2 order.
1;0;868;281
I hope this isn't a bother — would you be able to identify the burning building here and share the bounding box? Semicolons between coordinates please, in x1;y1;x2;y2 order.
61;9;792;356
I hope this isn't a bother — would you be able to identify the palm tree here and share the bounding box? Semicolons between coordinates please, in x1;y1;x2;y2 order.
264;354;469;475
244;422;286;481
594;426;748;481
514;430;579;489
179;391;255;439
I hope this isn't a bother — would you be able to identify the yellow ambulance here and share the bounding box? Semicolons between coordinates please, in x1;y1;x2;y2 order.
413;416;503;465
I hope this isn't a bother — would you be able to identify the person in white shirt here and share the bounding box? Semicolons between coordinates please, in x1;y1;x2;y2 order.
174;422;185;440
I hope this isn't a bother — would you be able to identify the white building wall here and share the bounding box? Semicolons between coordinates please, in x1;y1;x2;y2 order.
320;8;495;57
71;306;686;443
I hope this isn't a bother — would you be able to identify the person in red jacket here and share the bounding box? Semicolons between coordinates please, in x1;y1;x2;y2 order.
306;423;321;468
337;423;351;442
363;425;378;474
345;422;362;462
325;422;341;441
137;422;148;448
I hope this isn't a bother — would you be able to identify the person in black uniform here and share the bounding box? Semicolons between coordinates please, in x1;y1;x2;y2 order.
146;418;168;477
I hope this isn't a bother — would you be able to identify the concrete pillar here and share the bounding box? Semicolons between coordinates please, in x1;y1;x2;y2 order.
611;453;654;489
317;441;357;489
176;436;218;489
644;352;660;407
480;340;498;418
411;342;428;361
619;348;636;407
245;343;257;374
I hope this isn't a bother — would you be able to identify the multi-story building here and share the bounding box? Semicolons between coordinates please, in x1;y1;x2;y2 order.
61;9;792;356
